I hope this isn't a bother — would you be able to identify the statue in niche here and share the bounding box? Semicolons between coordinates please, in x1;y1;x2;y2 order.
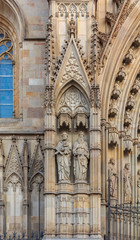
123;163;132;202
55;132;72;183
108;158;118;198
137;170;140;201
73;131;89;182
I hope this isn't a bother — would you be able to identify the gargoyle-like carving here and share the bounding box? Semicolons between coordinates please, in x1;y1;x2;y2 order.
105;12;116;28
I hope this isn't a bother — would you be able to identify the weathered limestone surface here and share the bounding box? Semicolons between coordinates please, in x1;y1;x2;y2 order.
0;0;139;239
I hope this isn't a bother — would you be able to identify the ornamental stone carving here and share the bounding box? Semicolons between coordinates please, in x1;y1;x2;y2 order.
116;67;126;82
111;83;121;100
108;128;119;147
55;132;72;183
126;94;135;111
108;158;118;198
132;34;140;48
123;136;133;153
124;110;132;127
73;132;89;183
60;52;85;86
74;113;88;129
58;87;89;116
123;163;132;203
123;50;134;65
58;113;72;130
131;78;140;94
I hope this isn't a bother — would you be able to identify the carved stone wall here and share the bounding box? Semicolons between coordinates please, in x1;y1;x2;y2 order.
0;0;139;240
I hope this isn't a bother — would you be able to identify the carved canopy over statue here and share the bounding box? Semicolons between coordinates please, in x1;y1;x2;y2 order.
55;132;72;183
108;158;118;198
123;163;132;202
73;131;89;182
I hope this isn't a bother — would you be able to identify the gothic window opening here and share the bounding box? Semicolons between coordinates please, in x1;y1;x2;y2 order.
30;174;44;235
0;28;13;118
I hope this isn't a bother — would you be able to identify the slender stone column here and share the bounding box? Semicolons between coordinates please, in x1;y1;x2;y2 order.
44;103;56;238
89;86;102;239
0;140;4;236
101;119;106;202
133;139;138;201
23;139;29;238
119;132;125;204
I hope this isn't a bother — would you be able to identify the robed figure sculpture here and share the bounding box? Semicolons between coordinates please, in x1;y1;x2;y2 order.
55;132;72;183
73;132;89;182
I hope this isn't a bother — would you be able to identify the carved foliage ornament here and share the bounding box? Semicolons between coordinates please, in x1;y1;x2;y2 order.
61;51;85;86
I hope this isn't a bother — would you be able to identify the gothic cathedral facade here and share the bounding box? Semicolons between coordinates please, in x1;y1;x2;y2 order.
0;0;139;239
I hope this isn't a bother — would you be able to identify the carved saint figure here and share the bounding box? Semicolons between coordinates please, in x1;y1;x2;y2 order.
108;158;118;197
123;163;132;202
55;132;72;182
137;170;140;201
73;132;89;182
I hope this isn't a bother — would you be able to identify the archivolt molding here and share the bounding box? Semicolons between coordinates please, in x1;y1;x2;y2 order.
100;0;140;103
108;31;140;125
101;14;140;121
0;0;25;41
99;0;139;66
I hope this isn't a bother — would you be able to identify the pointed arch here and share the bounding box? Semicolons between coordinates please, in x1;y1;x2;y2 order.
100;1;140;120
0;0;25;41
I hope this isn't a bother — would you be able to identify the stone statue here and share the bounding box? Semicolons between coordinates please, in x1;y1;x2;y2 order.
123;163;132;202
137;170;140;201
73;132;89;182
55;132;72;183
108;158;118;197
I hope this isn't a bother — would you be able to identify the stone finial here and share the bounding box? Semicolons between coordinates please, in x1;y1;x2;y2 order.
69;17;76;38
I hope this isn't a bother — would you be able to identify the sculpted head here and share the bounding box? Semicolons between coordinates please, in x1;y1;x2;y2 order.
79;131;84;138
125;163;130;170
110;158;115;165
62;132;68;141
